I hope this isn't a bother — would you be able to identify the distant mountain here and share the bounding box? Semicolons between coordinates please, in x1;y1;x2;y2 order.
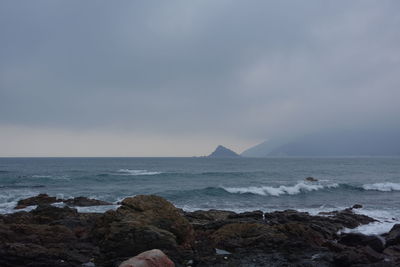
242;129;400;157
208;145;241;158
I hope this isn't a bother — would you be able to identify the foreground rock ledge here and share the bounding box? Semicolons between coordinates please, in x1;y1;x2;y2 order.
0;194;399;266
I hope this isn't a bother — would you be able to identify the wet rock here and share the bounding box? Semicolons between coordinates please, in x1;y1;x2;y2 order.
184;210;238;231
265;209;313;224
211;223;287;251
386;224;400;246
118;249;175;267
383;245;400;262
119;195;194;247
333;245;384;266
0;195;395;267
92;195;194;266
63;197;112;207
0;221;97;266
185;210;236;222
305;177;318;182
352;204;363;209
31;204;79;224
327;208;376;228
227;210;263;220
339;233;385;252
15;193;62;209
273;222;326;248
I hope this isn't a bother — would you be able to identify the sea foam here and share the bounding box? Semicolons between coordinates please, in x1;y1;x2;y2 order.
116;169;162;176
222;182;339;196
341;208;400;235
362;182;400;192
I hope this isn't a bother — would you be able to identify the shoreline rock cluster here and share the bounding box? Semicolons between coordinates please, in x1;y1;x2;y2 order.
14;193;112;209
1;194;400;266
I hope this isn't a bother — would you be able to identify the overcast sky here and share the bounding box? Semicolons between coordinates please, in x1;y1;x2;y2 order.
1;1;399;156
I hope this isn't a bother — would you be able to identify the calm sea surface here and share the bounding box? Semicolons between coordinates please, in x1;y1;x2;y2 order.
1;157;399;234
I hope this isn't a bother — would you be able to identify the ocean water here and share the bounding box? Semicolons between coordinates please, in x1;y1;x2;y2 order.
1;157;400;234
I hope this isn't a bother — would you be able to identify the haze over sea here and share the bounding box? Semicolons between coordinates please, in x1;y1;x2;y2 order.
1;157;399;235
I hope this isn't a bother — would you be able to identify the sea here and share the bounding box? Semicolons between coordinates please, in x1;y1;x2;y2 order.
1;157;400;235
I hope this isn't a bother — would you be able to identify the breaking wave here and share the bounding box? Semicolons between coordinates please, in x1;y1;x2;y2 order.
222;182;339;196
116;169;162;176
362;182;400;192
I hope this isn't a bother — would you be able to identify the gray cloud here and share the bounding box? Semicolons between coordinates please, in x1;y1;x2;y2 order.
1;0;399;155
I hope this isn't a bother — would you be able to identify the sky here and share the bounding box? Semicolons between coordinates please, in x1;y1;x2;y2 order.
0;0;399;156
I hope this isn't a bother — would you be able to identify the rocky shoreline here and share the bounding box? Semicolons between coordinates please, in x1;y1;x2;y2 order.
1;194;400;266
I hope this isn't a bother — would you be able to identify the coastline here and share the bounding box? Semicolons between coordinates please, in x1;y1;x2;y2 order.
1;194;400;266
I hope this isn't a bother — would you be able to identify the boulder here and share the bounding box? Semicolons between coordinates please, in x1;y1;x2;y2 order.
93;195;194;265
119;249;175;267
15;194;62;209
119;195;194;246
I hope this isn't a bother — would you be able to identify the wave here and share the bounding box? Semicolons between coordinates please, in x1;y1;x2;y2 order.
116;169;162;176
342;209;400;235
0;185;45;189
362;182;400;192
222;182;339;196
30;175;71;181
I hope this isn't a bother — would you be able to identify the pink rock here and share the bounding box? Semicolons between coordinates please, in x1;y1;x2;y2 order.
119;249;175;267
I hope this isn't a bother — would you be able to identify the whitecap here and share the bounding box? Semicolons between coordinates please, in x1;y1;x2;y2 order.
362;182;400;192
341;209;400;235
116;169;162;176
222;182;339;196
76;205;120;213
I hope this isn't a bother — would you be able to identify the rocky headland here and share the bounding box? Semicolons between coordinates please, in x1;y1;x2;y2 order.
1;194;400;266
207;145;241;158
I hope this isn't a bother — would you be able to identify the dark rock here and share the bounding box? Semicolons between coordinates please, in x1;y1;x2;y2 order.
31;204;78;224
0;195;396;267
333;245;384;266
63;196;112;207
305;176;318;182
339;233;385;252
352;204;363;209
227;210;264;220
15;193;62;209
328;208;376;228
185;209;236;222
0;203;102;267
383;245;400;261
211;223;287;251
386;224;400;246
92;195;194;266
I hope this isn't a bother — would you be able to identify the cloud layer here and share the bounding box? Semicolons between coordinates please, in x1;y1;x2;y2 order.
1;1;399;156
